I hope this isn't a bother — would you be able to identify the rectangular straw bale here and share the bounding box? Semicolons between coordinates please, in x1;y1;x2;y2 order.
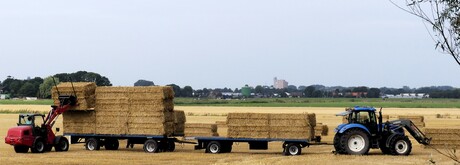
174;122;185;135
269;119;308;127
227;113;269;119
398;115;424;122
174;110;186;123
307;113;316;127
228;126;270;132
215;121;227;127
128;86;174;99
227;118;269;126
228;131;269;138
128;122;174;135
185;132;219;137
52;82;96;110
424;128;460;134
269;113;307;120
185;123;218;132
63;110;96;134
269;126;311;132
269;131;312;139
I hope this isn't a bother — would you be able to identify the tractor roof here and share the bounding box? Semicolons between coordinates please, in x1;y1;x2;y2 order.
336;106;376;116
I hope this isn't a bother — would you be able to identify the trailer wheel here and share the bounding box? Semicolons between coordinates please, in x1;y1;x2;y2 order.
55;137;69;152
341;129;370;155
31;139;45;153
143;139;159;153
388;135;412;155
105;139;119;150
283;143;302;156
85;138;100;151
165;141;175;152
206;141;222;154
14;146;29;153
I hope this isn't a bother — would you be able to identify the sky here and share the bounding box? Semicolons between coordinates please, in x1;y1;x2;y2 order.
0;1;459;89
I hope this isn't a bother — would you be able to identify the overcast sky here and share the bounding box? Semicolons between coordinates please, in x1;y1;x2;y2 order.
0;1;458;89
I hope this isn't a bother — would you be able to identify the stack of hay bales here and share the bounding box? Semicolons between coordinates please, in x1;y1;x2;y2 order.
173;110;186;135
51;82;96;110
424;128;460;148
227;113;316;140
63;110;96;134
398;115;425;128
95;86;175;135
185;123;219;137
314;123;329;136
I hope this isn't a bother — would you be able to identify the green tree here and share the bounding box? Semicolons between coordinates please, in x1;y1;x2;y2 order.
255;85;264;94
304;86;316;97
134;79;155;86
367;88;381;98
18;82;36;97
393;0;460;66
54;71;112;86
39;77;59;99
181;86;193;97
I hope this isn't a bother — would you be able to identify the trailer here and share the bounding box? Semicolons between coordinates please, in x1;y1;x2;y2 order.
65;133;185;153
186;136;322;156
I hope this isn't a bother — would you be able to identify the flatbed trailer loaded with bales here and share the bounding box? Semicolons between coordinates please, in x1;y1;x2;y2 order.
183;112;323;156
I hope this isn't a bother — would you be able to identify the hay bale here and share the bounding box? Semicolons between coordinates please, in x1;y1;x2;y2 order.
174;110;186;123
63;110;96;134
228;131;269;138
128;122;175;135
215;121;227;127
227;113;269;119
398;115;424;122
51;82;96;110
227;119;269;126
184;123;218;137
174;123;185;135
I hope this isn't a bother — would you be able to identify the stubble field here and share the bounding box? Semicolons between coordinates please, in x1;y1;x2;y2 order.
0;105;459;165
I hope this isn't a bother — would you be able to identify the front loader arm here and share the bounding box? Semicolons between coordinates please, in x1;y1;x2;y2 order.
389;119;431;145
45;95;77;127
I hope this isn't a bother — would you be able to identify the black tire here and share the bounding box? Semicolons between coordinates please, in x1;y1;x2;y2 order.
283;143;302;156
85;138;100;151
105;139;119;150
45;145;53;152
206;141;222;154
222;143;232;153
143;139;159;153
14;146;29;153
31;139;45;153
333;133;346;154
55;137;69;152
340;129;370;155
379;139;391;155
165;141;175;152
388;135;412;155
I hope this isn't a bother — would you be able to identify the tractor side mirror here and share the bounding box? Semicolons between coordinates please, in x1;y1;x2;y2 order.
56;127;60;132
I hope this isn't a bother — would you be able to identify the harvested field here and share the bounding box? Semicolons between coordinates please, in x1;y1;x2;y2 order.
1;107;460;165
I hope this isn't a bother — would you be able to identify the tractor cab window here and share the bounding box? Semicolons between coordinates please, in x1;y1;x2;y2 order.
34;116;44;128
350;111;376;124
19;116;33;125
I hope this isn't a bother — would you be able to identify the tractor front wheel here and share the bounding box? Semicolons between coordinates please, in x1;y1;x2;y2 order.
14;146;29;153
31;139;45;153
340;129;370;155
389;135;412;155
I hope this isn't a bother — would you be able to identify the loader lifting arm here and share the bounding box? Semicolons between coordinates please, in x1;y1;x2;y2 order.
45;95;77;127
389;120;431;145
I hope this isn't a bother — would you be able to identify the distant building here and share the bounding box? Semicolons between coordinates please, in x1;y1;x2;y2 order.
273;77;288;89
383;93;428;99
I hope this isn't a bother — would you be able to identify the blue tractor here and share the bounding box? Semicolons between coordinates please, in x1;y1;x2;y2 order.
333;106;431;155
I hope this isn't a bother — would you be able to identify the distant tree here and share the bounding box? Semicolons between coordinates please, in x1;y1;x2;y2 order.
352;86;369;92
298;85;307;91
287;85;298;92
166;84;181;97
312;90;323;98
392;0;460;66
255;85;264;94
304;86;316;97
367;88;381;98
181;86;193;97
54;71;112;86
39;77;58;99
18;82;36;97
134;79;155;86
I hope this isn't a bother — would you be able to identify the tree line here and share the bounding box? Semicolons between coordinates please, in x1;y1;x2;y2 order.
1;72;460;98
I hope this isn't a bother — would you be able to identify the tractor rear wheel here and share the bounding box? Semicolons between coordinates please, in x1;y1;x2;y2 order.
388;135;412;155
85;138;100;151
55;137;69;152
14;146;29;153
105;139;119;150
31;139;45;153
340;129;370;155
333;133;346;154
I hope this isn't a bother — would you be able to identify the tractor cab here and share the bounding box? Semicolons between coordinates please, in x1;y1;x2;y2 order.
17;114;48;138
335;106;380;136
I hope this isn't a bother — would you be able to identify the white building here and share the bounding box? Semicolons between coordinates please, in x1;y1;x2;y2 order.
273;77;288;89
